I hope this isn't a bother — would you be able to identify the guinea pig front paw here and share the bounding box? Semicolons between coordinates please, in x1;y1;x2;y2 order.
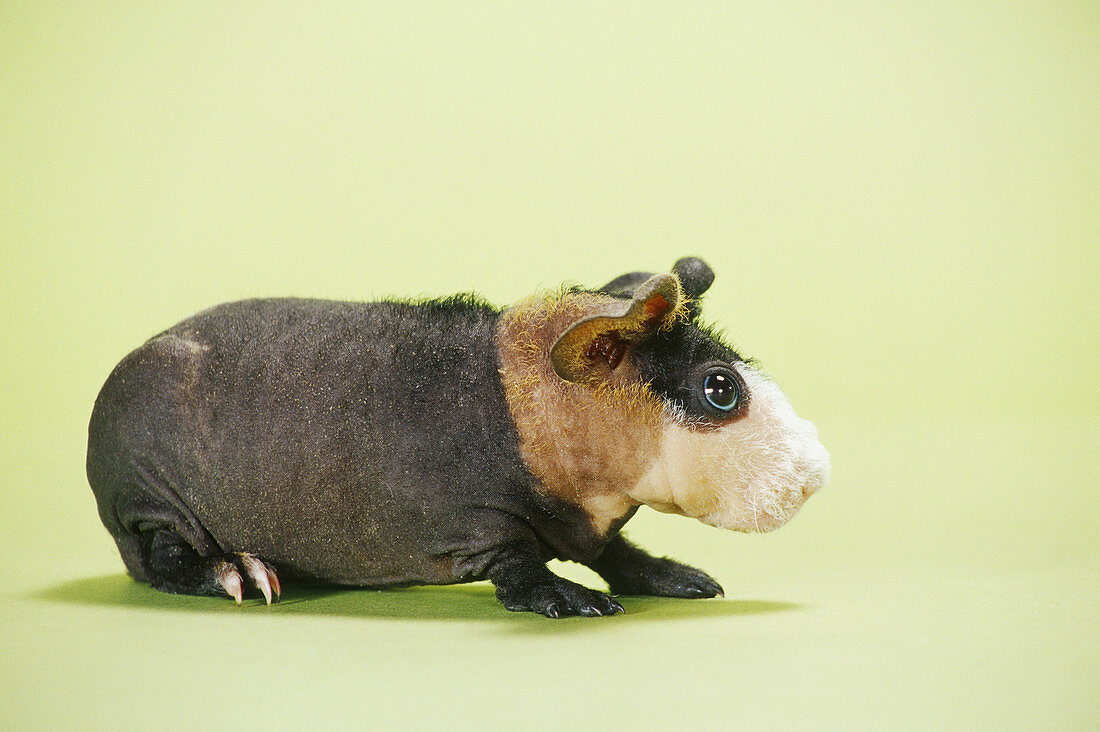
607;557;724;599
496;575;625;619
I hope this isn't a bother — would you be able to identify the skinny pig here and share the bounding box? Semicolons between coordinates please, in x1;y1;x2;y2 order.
87;257;830;618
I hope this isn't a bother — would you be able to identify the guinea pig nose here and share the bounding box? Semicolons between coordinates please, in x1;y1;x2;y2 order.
799;462;829;497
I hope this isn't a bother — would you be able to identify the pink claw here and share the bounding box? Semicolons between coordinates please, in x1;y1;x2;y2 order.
216;562;244;605
265;561;282;603
240;554;274;606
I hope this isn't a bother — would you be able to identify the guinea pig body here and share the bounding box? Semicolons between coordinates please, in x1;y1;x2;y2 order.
86;258;829;617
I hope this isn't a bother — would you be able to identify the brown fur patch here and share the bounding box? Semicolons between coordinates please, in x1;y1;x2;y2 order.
549;274;686;384
497;291;668;535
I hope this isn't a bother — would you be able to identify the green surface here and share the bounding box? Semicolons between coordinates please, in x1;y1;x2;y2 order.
2;3;1097;729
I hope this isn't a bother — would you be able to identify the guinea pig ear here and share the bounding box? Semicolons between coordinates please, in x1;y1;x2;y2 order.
671;257;715;319
598;270;654;297
550;274;682;384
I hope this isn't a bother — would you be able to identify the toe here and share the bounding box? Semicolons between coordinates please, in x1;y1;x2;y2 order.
216;562;244;605
239;554;273;605
570;587;622;617
696;576;724;598
577;603;603;617
265;561;282;603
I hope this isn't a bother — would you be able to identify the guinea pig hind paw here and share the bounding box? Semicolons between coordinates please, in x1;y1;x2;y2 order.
215;553;281;605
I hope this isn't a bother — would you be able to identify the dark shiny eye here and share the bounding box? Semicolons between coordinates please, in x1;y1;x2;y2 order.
702;372;739;411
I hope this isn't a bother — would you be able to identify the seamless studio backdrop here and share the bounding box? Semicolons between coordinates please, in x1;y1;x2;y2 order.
1;3;1096;730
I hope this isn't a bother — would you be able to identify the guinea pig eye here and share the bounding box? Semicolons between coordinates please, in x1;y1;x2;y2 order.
702;371;739;412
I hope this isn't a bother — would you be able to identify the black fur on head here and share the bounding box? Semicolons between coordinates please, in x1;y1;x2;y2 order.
671;257;715;303
599;257;715;320
596;257;748;423
633;317;748;423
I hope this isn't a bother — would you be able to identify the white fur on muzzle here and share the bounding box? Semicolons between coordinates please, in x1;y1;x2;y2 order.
629;363;831;532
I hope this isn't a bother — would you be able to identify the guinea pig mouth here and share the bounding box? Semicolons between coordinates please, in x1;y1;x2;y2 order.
696;494;806;533
693;467;825;533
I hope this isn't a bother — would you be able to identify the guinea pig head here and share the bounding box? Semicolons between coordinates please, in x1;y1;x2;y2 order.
628;356;831;533
497;258;830;535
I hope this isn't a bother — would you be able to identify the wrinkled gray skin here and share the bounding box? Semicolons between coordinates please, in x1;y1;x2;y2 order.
87;259;761;617
88;297;602;587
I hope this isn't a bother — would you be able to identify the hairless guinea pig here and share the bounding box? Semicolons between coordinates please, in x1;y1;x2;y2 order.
87;257;830;618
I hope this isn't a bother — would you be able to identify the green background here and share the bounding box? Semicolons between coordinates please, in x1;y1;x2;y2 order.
2;2;1097;729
